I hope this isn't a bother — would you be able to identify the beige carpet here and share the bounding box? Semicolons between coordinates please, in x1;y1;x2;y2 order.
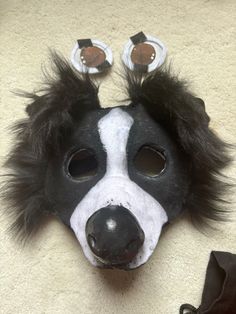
0;1;236;313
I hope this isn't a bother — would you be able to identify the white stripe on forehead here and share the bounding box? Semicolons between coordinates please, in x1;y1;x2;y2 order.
98;108;133;176
70;107;168;269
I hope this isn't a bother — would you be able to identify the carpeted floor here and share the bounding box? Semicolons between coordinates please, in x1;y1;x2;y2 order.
0;1;235;313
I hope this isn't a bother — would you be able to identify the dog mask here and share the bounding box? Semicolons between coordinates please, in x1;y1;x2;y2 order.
3;54;231;270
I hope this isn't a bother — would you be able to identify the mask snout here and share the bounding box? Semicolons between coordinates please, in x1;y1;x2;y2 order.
85;205;145;266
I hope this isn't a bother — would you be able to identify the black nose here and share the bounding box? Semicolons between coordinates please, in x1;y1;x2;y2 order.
86;205;145;266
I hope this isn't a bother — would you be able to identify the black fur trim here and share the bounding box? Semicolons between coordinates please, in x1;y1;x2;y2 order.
1;53;100;241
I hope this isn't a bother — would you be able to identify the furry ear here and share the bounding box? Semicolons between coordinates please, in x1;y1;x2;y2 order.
25;52;100;157
2;53;99;241
126;68;232;226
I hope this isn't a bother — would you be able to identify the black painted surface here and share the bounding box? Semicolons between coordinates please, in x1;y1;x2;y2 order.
130;31;147;45
77;38;93;48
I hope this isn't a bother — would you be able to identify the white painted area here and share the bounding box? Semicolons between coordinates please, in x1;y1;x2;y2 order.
106;218;117;231
70;108;168;269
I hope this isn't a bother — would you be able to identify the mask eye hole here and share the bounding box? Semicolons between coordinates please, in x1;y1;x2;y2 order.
67;149;98;180
134;145;166;177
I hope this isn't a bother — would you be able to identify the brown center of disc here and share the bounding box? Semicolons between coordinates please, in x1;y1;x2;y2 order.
131;43;156;65
80;46;106;68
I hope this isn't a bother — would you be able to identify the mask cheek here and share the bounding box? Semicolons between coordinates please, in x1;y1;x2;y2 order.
70;205;101;267
127;222;167;269
128;202;168;269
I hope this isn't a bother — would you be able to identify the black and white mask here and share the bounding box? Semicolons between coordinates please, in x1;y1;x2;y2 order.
3;54;230;270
